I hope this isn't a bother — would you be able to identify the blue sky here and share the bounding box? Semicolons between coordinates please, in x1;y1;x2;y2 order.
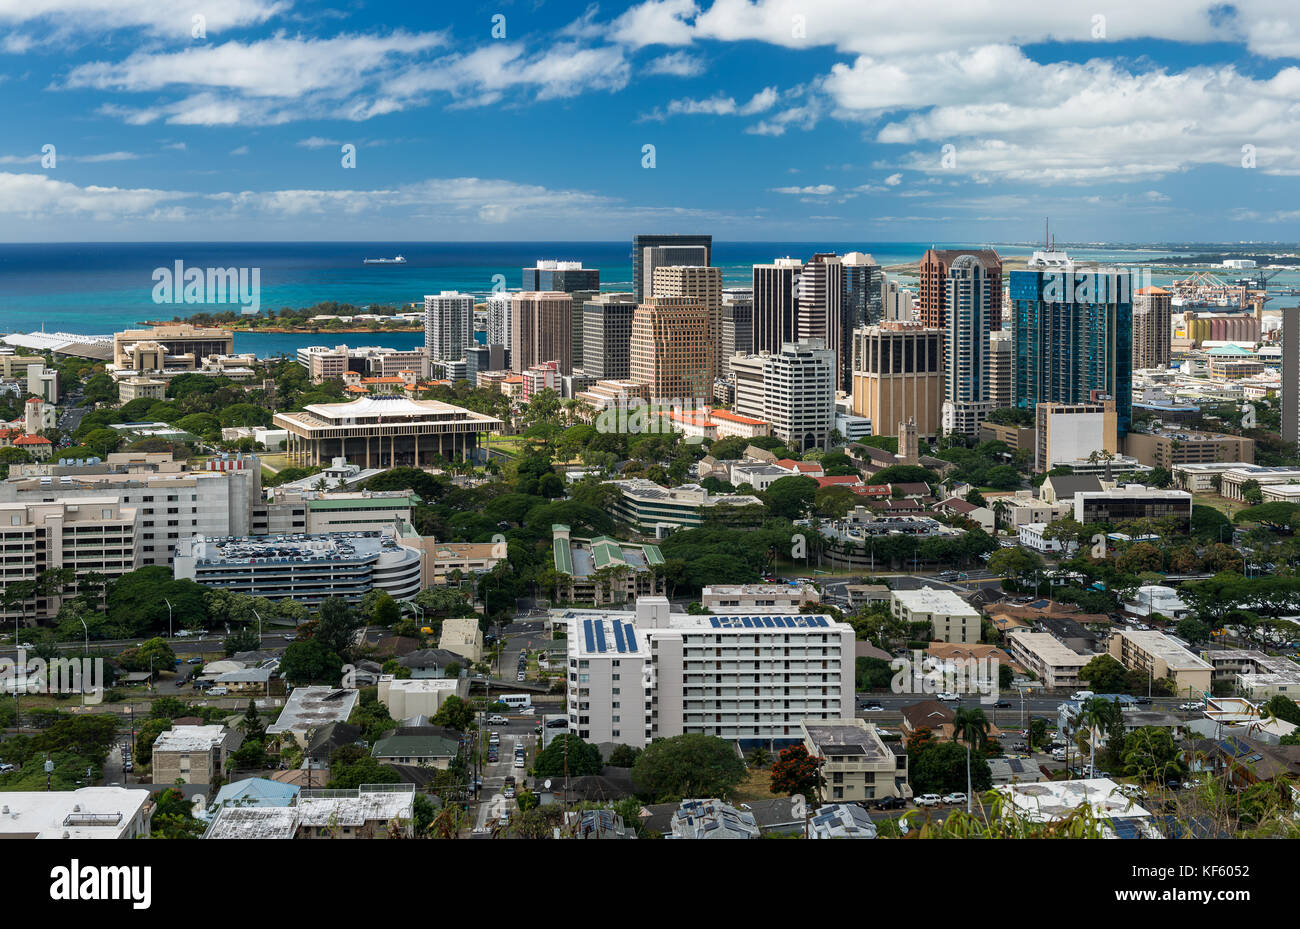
3;0;1300;242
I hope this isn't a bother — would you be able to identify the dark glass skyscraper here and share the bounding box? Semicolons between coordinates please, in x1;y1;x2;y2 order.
1010;267;1133;435
631;234;712;302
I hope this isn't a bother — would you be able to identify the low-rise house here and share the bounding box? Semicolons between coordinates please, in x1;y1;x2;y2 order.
371;728;461;768
438;616;483;664
566;809;636;839
891;587;981;645
377;675;469;720
994;778;1161;838
207;777;299;817
267;686;360;748
666;799;760;839
988;756;1046;786
934;497;994;532
809;803;878;839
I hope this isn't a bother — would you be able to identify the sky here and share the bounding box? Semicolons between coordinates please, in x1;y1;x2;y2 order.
2;0;1300;243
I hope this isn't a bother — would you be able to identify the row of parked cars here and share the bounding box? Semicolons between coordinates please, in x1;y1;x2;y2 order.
914;792;968;807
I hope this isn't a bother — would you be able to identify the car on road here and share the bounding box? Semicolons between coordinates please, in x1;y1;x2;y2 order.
487;714;509;726
545;718;568;728
282;634;296;642
1134;696;1153;705
915;794;942;807
937;691;960;702
513;756;525;768
872;796;905;810
861;701;883;712
17;642;32;650
1179;701;1205;711
992;700;1011;708
1051;748;1067;760
187;657;203;664
208;686;229;696
941;792;967;805
0;762;14;773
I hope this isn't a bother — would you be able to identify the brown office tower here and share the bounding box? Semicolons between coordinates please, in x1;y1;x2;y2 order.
919;248;1003;332
850;322;944;438
630;296;709;403
511;291;573;375
652;265;722;382
1132;286;1172;369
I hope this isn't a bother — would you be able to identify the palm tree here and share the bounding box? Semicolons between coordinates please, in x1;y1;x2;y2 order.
1076;696;1113;780
992;498;1011;533
952;707;989;813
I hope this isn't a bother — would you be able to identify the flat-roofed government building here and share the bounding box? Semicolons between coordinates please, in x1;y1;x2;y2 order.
274;397;501;468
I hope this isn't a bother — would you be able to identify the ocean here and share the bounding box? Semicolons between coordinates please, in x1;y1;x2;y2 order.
0;240;1280;358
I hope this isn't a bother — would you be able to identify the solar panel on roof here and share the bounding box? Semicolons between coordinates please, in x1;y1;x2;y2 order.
710;618;721;628
741;617;753;627
624;624;638;651
594;621;607;652
613;621;627;653
762;617;775;627
583;620;595;653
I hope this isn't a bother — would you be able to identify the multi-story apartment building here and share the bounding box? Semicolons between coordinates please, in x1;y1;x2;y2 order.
1004;629;1092;691
1010;265;1134;435
606;479;763;535
173;530;422;605
152;725;237;785
752;258;802;356
424;291;475;362
941;254;993;436
510;292;572;375
890;587;981;645
1107;628;1213;697
988;330;1013;409
850;322;944;438
732;340;835;451
702;583;820;613
882;273;917;322
651;265;722;381
1132;286;1172;369
560;596;854;747
920;248;1003;332
629;296;709;403
582;293;637;381
297;344;429;383
0;497;140;623
632;234;712;302
486;293;512;348
719;289;754;375
802;718;909;804
551;524;668;605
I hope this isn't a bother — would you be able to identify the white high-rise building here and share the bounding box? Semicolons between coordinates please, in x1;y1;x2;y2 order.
941;255;994;436
424;291;474;362
559;597;854;747
732;339;835;451
486;293;512;349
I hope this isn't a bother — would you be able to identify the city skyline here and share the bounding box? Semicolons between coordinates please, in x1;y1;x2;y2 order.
1;1;1299;242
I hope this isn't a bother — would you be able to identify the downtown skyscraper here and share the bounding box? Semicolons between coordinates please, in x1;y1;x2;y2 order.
424;291;474;362
940;256;993;436
631;234;713;302
1011;264;1134;435
920;248;1003;332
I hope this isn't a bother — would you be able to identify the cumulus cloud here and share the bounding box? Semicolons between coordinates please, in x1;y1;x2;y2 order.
642;50;706;76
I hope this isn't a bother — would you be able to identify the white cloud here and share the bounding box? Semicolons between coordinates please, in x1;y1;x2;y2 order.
230;146;250;156
296;137;341;149
0;170;186;220
609;0;699;48
0;0;288;39
643;51;705;76
884;173;902;185
770;184;835;195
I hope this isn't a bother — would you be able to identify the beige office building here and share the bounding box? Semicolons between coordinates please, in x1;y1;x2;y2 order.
511;292;572;375
0;497;140;623
651;265;722;381
113;324;233;370
850;323;944;439
629;296;710;403
1035;400;1118;472
890;587;981;645
1004;629;1092;691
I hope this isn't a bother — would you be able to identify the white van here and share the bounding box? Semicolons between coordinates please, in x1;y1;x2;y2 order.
1070;690;1095;702
499;694;532;710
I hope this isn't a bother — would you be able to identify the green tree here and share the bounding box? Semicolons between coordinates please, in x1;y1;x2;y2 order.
631;734;747;802
279;639;344;685
763;475;818;520
533;734;602;777
431;695;474;732
768;744;826;803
